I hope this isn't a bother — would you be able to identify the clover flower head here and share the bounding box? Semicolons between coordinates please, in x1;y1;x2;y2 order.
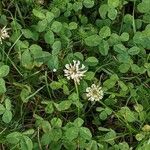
64;60;87;84
86;84;104;102
0;26;10;44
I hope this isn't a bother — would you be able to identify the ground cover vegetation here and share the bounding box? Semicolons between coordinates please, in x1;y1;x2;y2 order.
0;0;150;149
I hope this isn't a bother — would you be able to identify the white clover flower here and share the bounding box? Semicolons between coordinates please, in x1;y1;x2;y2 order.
0;26;10;44
53;68;57;72
64;60;87;84
86;84;104;102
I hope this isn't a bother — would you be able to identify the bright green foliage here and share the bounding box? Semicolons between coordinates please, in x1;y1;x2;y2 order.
0;0;149;149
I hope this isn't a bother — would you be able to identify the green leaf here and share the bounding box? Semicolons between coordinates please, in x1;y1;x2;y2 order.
108;0;119;8
99;26;111;39
29;44;43;59
6;132;22;144
45;12;54;23
36;19;47;32
114;44;127;53
20;88;31;103
73;118;84;127
0;104;5;115
120;32;129;42
137;0;150;13
32;9;45;19
85;57;99;66
118;63;130;73
52;41;61;55
85;34;101;47
49;128;62;141
21;50;33;69
128;46;140;55
45;102;54;114
44;30;55;45
99;111;108;120
83;0;94;8
41;121;51;133
99;4;108;19
22;29;33;39
0;78;6;94
22;129;35;135
51;117;62;128
0;65;10;78
99;40;109;56
79;127;92;140
69;22;78;30
131;64;141;74
84;71;95;80
108;7;117;20
47;55;59;70
118;81;128;91
56;100;71;111
20;136;33;150
63;85;70;95
50;81;62;90
41;133;51;145
5;98;11;110
51;21;62;33
119;107;136;122
103;74;119;89
2;110;12;123
65;127;79;141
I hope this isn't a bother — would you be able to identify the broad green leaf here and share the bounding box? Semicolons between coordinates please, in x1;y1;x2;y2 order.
52;40;61;55
2;110;12;123
84;71;95;80
73;118;84;127
20;88;31;103
20;136;33;150
120;32;129;42
119;107;136;122
0;65;10;78
118;63;130;73
51;21;62;33
21;50;33;69
0;78;6;94
0;104;5;115
114;44;127;53
85;57;99;66
23;129;35;135
108;7;117;20
36;19;47;32
108;0;119;8
56;100;71;111
83;0;94;8
51;118;62;128
50;81;62;90
65;127;79;141
6;132;22;144
49;128;62;141
5;98;11;110
45;12;54;23
32;9;45;19
99;26;111;39
99;40;109;55
79;127;92;140
99;4;108;19
69;22;78;30
128;46;140;55
118;81;128;91
85;34;101;47
47;55;59;70
44;30;55;45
